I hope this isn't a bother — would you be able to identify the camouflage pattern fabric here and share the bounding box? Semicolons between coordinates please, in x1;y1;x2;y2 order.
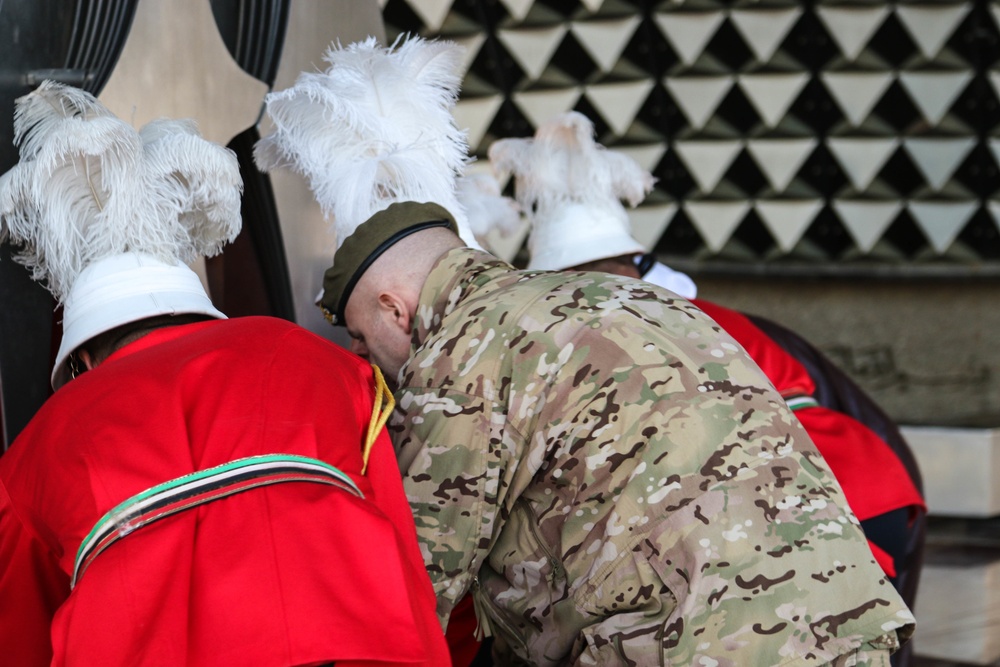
391;248;914;666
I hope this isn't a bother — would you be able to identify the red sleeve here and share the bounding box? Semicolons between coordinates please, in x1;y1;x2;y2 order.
0;479;69;666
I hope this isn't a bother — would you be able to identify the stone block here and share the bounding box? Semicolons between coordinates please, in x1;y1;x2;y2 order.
914;545;1000;665
901;426;1000;518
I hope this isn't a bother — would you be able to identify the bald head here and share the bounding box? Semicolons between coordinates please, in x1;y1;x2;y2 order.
343;226;465;382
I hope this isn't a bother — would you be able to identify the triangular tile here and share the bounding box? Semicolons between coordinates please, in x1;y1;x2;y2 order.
408;0;455;32
615;144;668;172
737;73;810;128
729;7;803;63
816;5;891;61
497;25;569;80
754;199;823;252
827;137;899;191
821;71;894;127
908;200;978;253
903;137;976;190
497;0;533;21
653;10;726;67
451;33;487;75
570;16;642;72
511;88;582;129
895;4;971;60
580;0;603;11
585;80;655;135
991;72;1000;105
899;70;974;126
745;138;817;192
673;139;744;193
991;139;1000;172
628;203;678;249
832;199;902;252
684;200;751;252
453;95;505;149
663;75;734;130
989;200;1000;232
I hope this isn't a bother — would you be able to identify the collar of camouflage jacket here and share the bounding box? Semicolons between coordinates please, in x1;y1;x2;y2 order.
412;247;516;347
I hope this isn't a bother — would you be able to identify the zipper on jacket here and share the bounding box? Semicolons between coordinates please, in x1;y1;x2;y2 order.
472;574;529;655
518;497;566;585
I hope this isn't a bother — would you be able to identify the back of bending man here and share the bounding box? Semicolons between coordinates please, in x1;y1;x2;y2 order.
256;37;915;666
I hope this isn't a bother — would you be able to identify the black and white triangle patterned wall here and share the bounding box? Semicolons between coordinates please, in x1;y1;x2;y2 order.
383;0;1000;266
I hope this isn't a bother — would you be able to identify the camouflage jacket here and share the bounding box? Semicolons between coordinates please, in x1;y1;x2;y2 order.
391;248;914;666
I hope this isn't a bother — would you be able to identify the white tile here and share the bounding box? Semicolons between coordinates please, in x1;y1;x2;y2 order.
745;137;817;192
754;199;823;252
453;95;505;149
497;25;569;80
451;33;487;76
816;5;891;61
664;75;735;130
684;200;751;252
989;200;1000;233
821;71;894;127
729;7;803;63
614;144;667;172
737;72;810;128
908;200;977;253
903;137;976;190
584;80;655;135
899;70;974;126
673;139;744;193
831;199;902;252
497;0;534;22
653;10;726;67
628;203;677;249
895;3;972;60
512;88;582;129
570;16;642;73
826;137;900;191
408;0;455;32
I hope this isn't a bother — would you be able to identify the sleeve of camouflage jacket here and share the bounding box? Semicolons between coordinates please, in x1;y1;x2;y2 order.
392;384;509;626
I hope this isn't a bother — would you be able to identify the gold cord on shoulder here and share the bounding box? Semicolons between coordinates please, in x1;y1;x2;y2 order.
362;364;395;474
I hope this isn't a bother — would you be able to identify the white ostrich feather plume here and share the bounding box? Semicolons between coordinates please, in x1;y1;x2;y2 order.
0;81;242;302
488;111;655;225
456;171;522;245
254;36;472;247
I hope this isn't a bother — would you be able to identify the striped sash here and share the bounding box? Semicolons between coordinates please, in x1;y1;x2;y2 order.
785;394;820;411
73;454;362;588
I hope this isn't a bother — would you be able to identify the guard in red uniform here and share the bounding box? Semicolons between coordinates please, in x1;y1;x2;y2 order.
0;81;449;667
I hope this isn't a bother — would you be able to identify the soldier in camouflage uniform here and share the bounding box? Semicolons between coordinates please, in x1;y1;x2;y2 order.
255;37;914;667
322;203;911;666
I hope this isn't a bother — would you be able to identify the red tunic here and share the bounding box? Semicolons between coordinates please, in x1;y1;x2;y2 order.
692;300;925;575
0;317;449;667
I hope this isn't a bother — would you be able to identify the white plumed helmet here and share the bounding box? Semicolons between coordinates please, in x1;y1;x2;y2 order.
254;35;480;251
488;111;651;271
0;81;242;388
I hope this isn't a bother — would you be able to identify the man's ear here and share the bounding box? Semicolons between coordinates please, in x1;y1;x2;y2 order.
377;291;411;334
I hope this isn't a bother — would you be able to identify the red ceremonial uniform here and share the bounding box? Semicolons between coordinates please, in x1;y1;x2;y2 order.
692;299;925;576
0;316;449;667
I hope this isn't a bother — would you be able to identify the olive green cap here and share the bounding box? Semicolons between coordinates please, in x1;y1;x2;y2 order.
319;201;459;327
